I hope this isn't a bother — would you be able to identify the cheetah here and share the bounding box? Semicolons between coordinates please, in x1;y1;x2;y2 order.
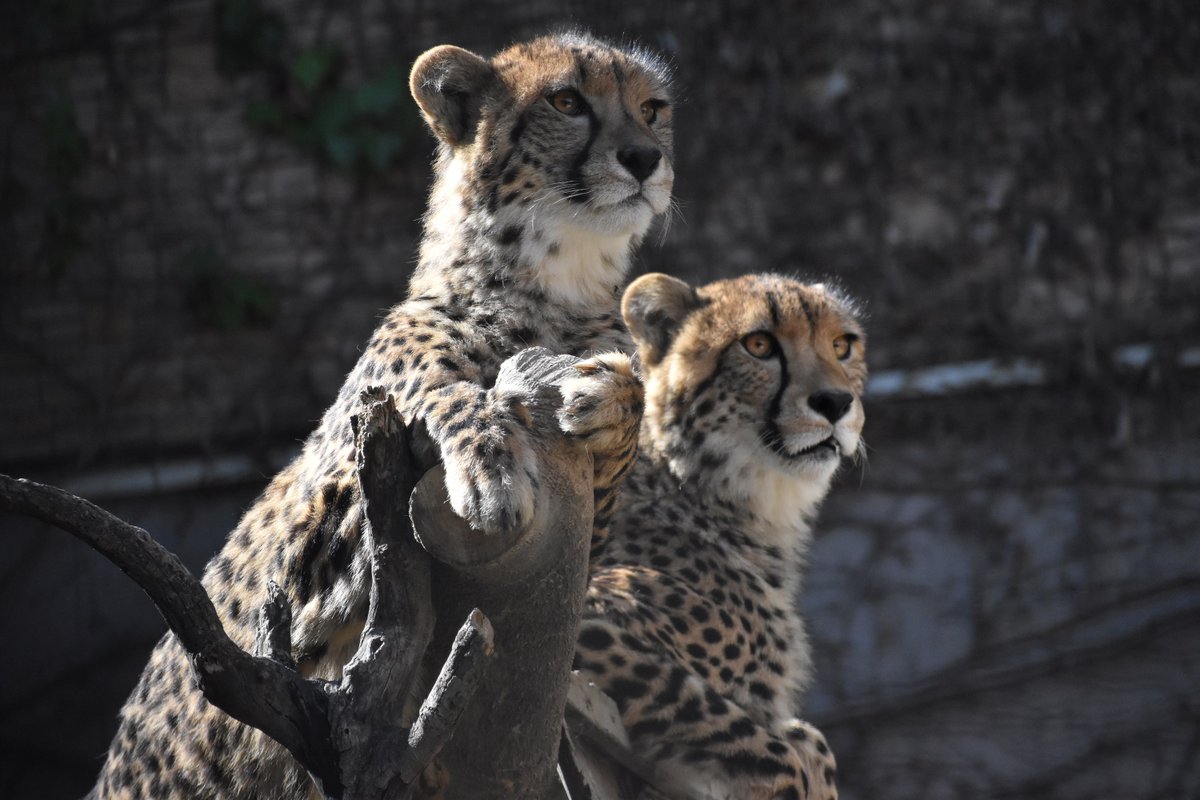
90;32;673;799
574;273;866;800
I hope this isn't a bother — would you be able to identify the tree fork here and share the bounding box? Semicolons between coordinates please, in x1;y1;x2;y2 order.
0;348;604;799
0;389;492;799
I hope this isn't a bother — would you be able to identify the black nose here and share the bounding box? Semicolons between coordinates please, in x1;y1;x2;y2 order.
808;390;854;423
617;145;662;182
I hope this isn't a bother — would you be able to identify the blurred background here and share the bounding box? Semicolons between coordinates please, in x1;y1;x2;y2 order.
2;0;1198;797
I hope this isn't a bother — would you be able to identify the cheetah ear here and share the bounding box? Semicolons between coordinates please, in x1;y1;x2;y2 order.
622;273;704;366
410;45;497;147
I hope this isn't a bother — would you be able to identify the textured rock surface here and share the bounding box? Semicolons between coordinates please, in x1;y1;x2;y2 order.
806;395;1200;798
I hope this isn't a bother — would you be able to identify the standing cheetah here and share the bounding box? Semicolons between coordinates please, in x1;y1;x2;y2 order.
91;32;673;799
574;273;866;800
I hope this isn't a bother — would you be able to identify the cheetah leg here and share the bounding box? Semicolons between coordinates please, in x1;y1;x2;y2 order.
777;719;838;800
415;381;539;535
575;625;823;800
556;352;644;559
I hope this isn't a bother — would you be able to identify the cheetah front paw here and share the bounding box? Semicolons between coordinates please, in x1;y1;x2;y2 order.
781;719;838;800
440;415;538;535
557;352;643;457
443;443;536;535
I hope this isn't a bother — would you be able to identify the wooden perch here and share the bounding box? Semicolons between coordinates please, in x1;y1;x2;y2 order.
0;347;608;800
0;473;348;789
406;348;598;798
0;389;493;799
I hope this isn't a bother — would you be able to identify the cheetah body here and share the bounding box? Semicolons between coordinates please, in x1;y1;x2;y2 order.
575;273;868;800
91;32;673;799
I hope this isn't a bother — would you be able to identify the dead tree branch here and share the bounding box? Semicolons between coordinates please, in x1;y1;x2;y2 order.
0;347;614;799
404;348;598;798
0;388;493;799
0;471;346;791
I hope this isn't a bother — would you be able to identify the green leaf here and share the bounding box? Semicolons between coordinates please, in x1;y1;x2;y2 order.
244;100;286;131
292;45;340;93
363;132;405;169
310;90;355;137
214;0;284;77
182;246;276;330
324;134;358;170
353;65;405;115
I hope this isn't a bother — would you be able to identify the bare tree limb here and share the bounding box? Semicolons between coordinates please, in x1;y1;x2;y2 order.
400;608;495;787
0;347;604;799
0;388;495;800
0;471;341;792
405;348;599;798
254;582;296;667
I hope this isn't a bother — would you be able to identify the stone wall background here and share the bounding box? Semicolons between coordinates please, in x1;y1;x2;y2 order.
1;1;1198;797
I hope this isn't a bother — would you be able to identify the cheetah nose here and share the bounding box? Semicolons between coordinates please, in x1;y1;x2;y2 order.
808;390;854;423
617;145;662;183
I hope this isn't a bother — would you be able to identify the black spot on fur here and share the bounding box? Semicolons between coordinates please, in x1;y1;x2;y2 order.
328;534;350;574
653;667;687;706
674;697;703;723
633;662;660;680
607;678;649;705
297;484;349;604
509;113;527;143
579;626;615;650
629;717;671;739
749;681;775;700
499;225;522;245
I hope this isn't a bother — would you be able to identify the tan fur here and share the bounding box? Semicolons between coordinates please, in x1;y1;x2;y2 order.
577;274;866;800
92;32;672;799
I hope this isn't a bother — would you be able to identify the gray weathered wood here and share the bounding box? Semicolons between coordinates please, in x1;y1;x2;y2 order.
408;347;598;799
0;347;610;800
0;390;493;800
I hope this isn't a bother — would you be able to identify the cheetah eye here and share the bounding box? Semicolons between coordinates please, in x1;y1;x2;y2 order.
832;334;857;361
742;332;777;359
640;99;661;125
549;88;585;116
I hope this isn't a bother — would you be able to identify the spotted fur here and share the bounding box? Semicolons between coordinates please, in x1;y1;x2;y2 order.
575;273;867;800
91;32;673;799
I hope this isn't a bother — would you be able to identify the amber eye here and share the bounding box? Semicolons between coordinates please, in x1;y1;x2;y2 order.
550;89;585;116
832;335;855;360
742;332;777;359
640;100;658;124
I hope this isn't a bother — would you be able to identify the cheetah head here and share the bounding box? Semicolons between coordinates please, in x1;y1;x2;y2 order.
624;273;868;532
410;32;674;239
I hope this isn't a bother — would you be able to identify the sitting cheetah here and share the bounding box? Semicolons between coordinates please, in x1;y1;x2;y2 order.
90;32;673;799
574;273;866;800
